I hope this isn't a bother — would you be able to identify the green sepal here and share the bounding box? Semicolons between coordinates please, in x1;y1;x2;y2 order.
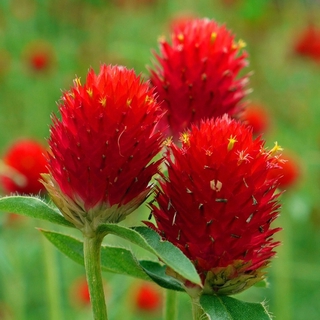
40;229;183;291
0;196;74;228
254;278;269;288
200;294;272;320
97;223;201;286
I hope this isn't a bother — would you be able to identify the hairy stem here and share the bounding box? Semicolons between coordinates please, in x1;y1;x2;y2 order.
192;296;206;320
83;233;108;320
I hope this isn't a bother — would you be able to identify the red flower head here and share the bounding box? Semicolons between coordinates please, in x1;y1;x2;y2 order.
147;116;283;296
0;139;48;194
42;64;164;233
240;102;271;136
133;281;162;313
149;18;249;140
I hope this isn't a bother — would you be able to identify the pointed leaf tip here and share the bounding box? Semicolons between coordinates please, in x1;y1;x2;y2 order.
0;195;74;227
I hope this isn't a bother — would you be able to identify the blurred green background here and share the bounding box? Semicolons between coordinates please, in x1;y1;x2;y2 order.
1;0;320;319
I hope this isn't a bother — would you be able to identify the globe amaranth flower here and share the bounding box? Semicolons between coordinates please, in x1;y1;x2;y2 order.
42;64;164;235
0;139;48;195
149;18;249;140
147;115;283;296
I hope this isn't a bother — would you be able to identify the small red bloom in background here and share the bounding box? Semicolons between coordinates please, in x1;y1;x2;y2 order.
294;23;320;63
240;102;271;136
0;139;48;195
149;18;249;140
268;152;300;189
42;64;164;231
133;281;162;313
70;276;109;308
23;40;55;72
70;277;91;307
3;213;26;227
147;116;283;295
31;53;49;70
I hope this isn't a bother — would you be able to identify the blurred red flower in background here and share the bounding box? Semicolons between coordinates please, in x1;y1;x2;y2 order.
23;40;55;72
149;18;249;140
0;139;48;195
133;281;162;313
147;116;283;295
42;64;164;231
31;53;49;71
294;24;320;62
240;102;271;136
267;152;300;189
70;277;91;307
70;276;109;308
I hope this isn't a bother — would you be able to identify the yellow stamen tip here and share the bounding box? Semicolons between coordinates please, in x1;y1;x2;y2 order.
210;32;217;43
227;135;237;151
177;33;184;42
238;39;246;49
180;132;190;145
99;97;106;107
145;95;154;104
232;39;247;50
163;136;173;147
74;77;81;87
86;88;93;98
269;141;283;156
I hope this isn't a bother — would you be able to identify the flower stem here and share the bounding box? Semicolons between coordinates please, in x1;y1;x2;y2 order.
83;233;108;320
164;290;178;320
191;297;206;320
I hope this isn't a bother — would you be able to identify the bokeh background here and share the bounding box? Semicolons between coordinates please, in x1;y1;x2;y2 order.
0;0;320;319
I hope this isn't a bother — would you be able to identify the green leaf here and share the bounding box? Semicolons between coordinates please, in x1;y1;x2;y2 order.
200;295;272;320
40;229;150;280
0;196;74;228
139;260;183;292
40;229;184;291
97;224;201;286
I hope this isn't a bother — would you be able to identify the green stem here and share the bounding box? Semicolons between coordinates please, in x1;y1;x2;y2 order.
191;297;206;320
164;290;178;320
83;233;108;320
41;233;63;320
